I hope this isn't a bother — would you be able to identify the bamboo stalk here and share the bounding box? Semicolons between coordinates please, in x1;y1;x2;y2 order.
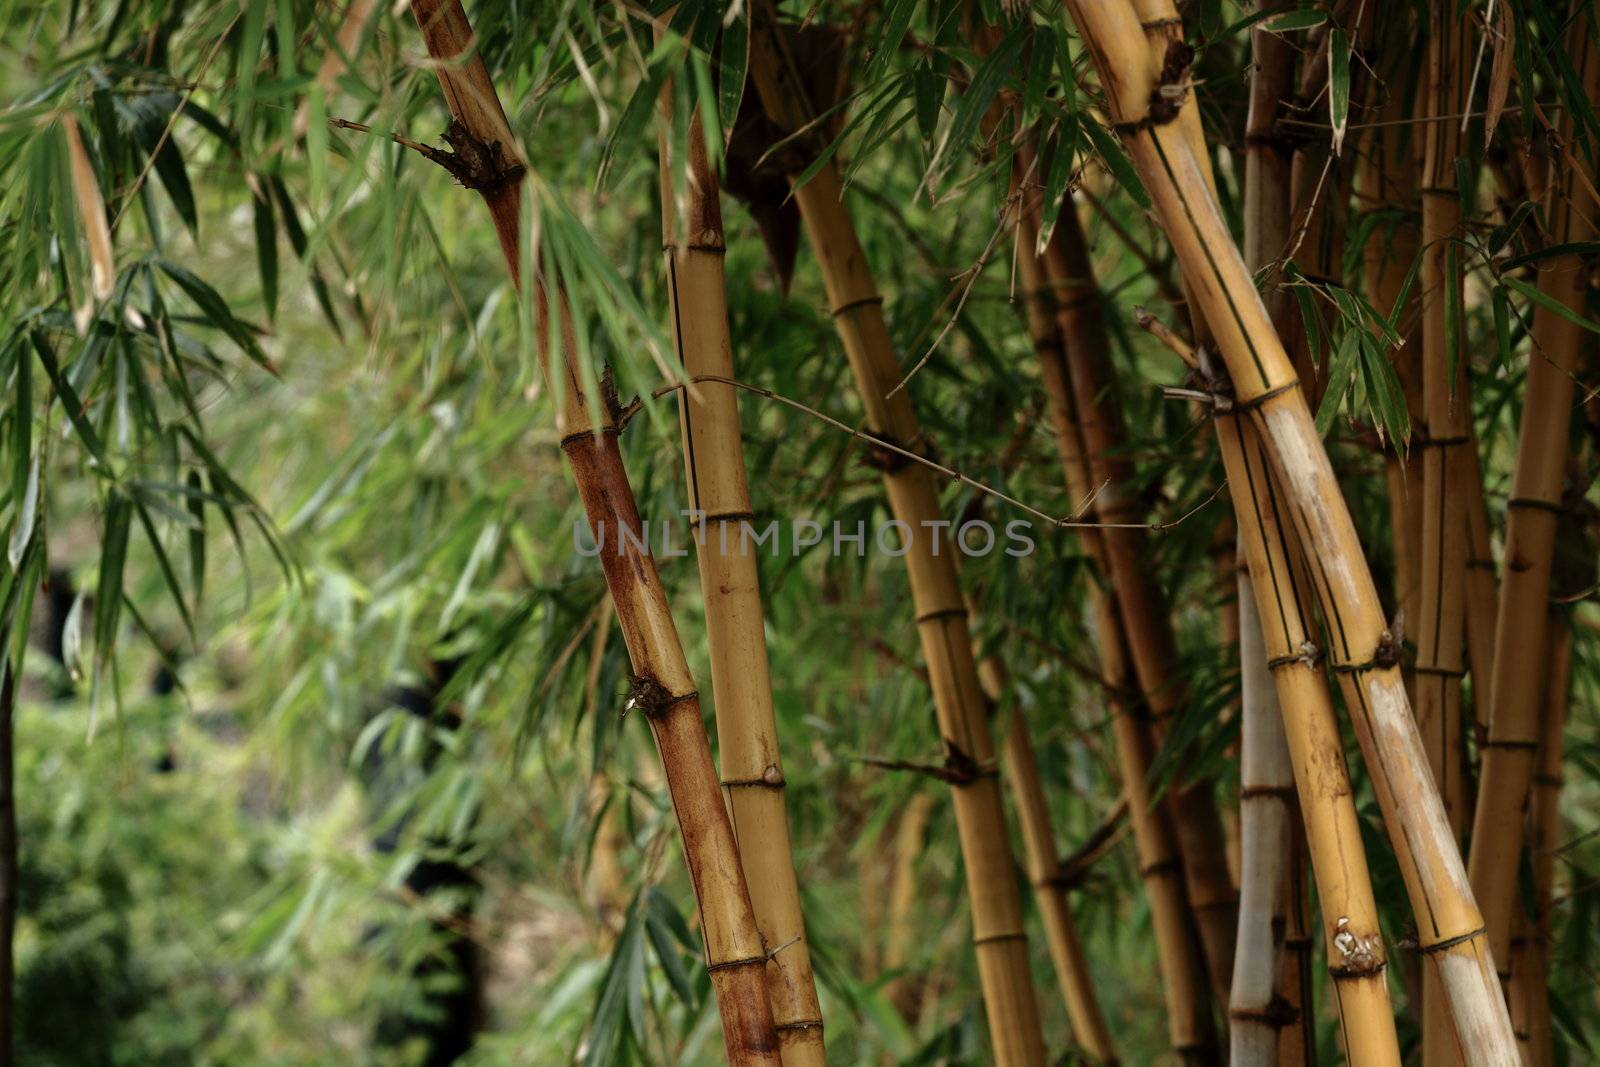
1058;0;1516;1058
1225;25;1325;1061
746;12;1048;1063
1013;188;1217;1062
1468;7;1600;982
657;53;826;1064
1228;567;1302;1065
1212;411;1401;1066
1517;611;1573;1066
407;4;780;1061
1037;184;1240;1013
1416;0;1474;846
977;657;1120;1064
883;790;936;1017
1416;14;1479;1055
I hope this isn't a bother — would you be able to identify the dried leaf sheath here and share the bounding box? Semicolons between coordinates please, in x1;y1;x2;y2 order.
1468;9;1600;978
1054;0;1516;1058
746;10;1048;1063
408;2;780;1061
657;57;827;1065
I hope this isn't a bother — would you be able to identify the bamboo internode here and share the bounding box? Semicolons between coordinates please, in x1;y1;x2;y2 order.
410;2;780;1061
1058;0;1516;1058
657;65;827;1065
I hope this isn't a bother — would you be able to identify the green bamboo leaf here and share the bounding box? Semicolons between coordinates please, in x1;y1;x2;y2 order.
252;179;278;319
1083;118;1150;210
1503;275;1600;335
1329;28;1350;154
1316;328;1361;436
929;26;1024;188
157;260;275;371
1036;117;1081;252
1502;241;1600;270
186;468;205;617
1492;285;1513;367
1264;10;1327;32
94;490;131;671
717;8;749;150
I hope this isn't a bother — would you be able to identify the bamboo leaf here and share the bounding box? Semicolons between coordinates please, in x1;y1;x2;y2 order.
1329;27;1350;155
716;6;749;150
157;260;275;371
252;178;279;319
1083;118;1149;209
1316;328;1361;435
94;490;131;673
1502;241;1600;270
928;26;1025;187
1503;276;1600;335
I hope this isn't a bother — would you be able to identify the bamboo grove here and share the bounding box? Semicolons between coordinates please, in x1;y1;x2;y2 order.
2;0;1600;1064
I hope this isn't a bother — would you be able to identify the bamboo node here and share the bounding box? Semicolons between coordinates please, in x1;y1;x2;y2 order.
1111;40;1195;134
432;119;527;192
1332;916;1383;971
1417;923;1487;955
1228;994;1300;1028
624;673;689;718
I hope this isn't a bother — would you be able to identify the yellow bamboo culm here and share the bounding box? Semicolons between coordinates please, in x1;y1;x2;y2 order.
746;10;1047;1063
1212;410;1402;1066
408;3;780;1061
656;53;827;1064
977;656;1119;1064
1014;189;1215;1062
1058;0;1516;1059
1468;5;1600;983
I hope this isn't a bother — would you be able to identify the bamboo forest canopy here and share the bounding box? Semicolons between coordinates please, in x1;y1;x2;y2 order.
1;0;1599;1063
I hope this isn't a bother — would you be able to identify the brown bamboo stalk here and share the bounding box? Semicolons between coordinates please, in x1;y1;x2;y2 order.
1519;611;1573;1066
1014;187;1217;1062
1037;185;1240;1012
407;3;780;1060
1468;7;1600;981
882;790;936;1016
1415;19;1477;1054
1228;567;1303;1064
1059;0;1516;1057
1416;0;1474;848
977;657;1119;1064
657;55;826;1064
746;12;1047;1062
